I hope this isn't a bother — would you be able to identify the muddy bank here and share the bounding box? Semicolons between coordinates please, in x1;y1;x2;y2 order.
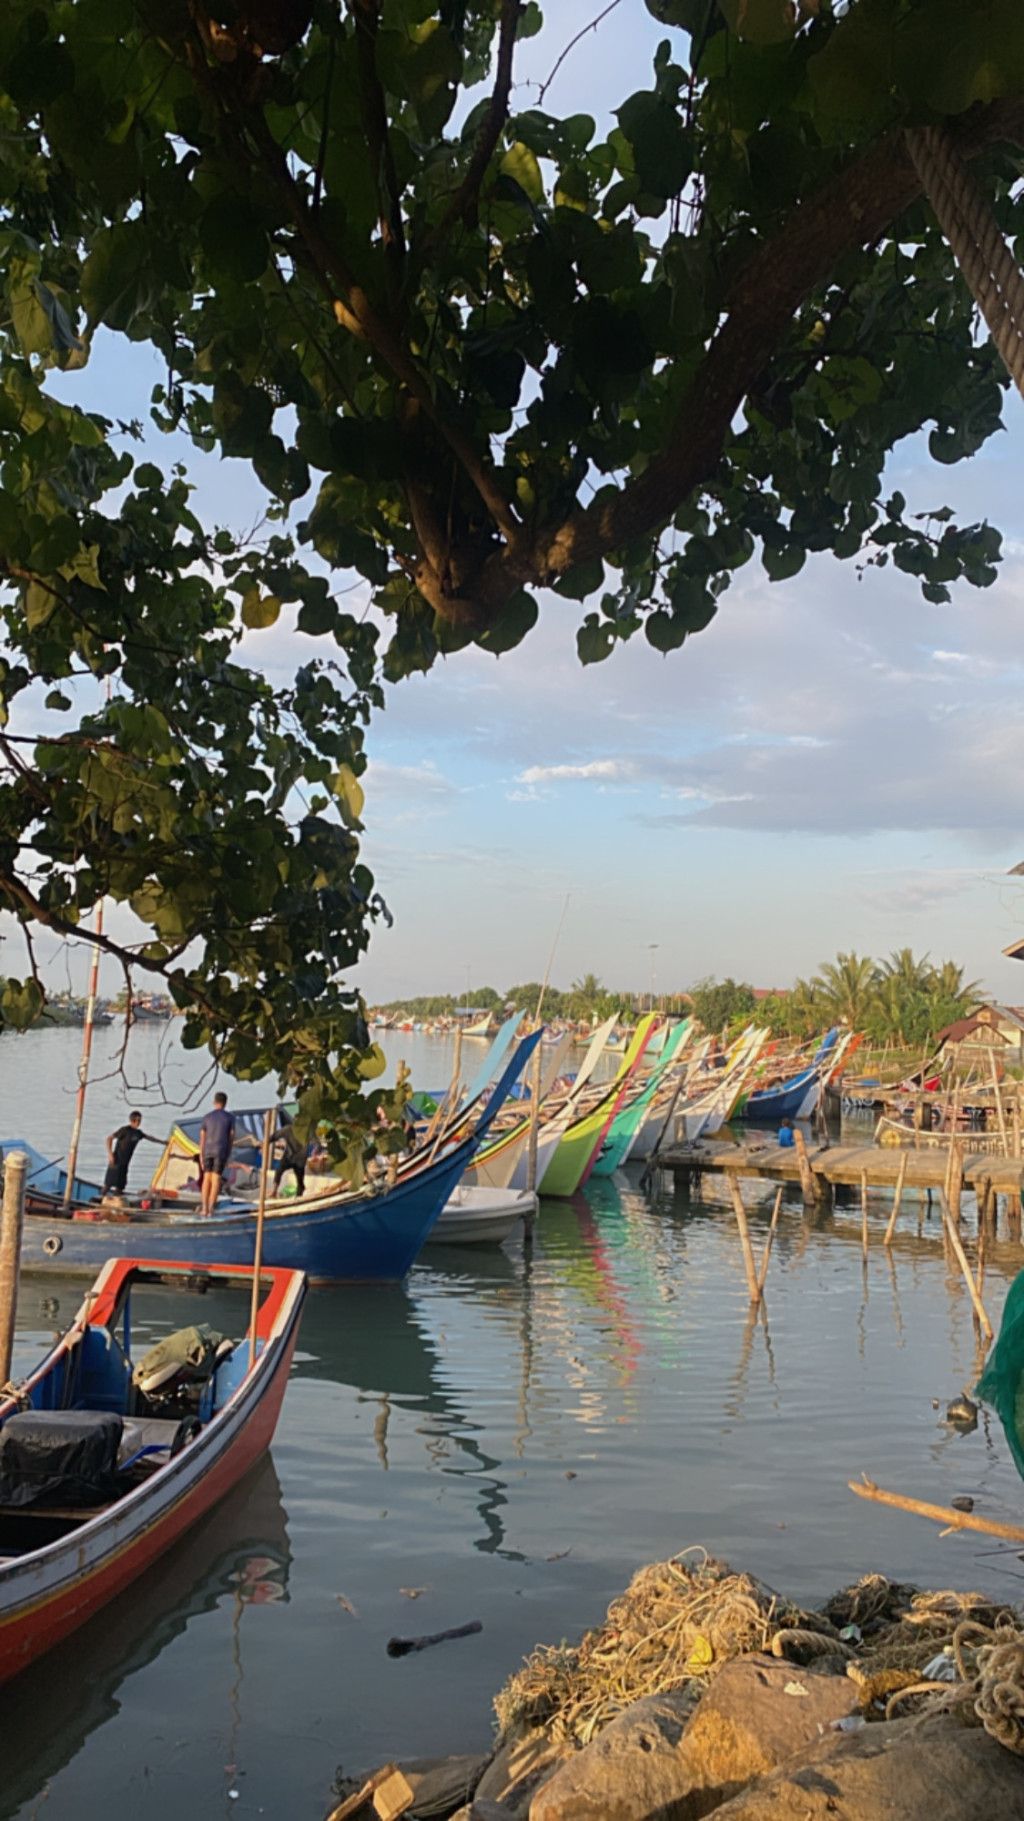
327;1551;1024;1821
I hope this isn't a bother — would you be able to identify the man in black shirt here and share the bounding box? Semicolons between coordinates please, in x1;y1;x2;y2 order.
104;1111;159;1196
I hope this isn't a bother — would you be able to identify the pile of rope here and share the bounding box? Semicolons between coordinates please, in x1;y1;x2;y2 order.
493;1550;835;1747
493;1560;1024;1756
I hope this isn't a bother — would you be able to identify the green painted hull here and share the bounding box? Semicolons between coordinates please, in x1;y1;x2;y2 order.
539;1096;617;1197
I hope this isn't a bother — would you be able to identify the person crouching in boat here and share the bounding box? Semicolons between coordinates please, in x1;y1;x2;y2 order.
199;1092;236;1216
104;1111;160;1200
273;1111;308;1198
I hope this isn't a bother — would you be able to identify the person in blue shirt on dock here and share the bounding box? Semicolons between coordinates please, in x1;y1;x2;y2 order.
778;1117;796;1148
199;1092;236;1216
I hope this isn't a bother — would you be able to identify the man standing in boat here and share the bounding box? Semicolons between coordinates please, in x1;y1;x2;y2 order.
104;1111;160;1199
199;1092;236;1215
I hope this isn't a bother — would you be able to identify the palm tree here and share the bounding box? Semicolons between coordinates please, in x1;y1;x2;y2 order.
877;948;934;994
931;960;984;1009
813;952;878;1028
568;973;604;1020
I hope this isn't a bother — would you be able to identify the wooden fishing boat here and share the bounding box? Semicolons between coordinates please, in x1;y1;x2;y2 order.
737;1030;841;1123
590;1020;693;1176
12;1032;544;1284
540;1016;658;1198
0;1256;305;1685
425;1185;537;1247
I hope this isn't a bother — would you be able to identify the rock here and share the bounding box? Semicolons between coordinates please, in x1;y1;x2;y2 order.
475;1727;575;1818
529;1656;857;1821
675;1653;858;1805
708;1710;1024;1819
401;1756;490;1818
529;1692;696;1821
471;1801;517;1821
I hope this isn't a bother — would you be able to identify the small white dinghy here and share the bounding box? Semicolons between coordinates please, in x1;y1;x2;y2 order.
424;1185;538;1247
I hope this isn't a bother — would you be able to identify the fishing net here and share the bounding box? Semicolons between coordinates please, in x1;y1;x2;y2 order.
493;1557;1024;1751
492;1550;828;1747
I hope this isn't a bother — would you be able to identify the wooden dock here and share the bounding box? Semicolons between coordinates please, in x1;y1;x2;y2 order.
652;1139;1024;1197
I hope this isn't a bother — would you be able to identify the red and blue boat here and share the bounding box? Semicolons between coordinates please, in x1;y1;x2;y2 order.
0;1256;306;1685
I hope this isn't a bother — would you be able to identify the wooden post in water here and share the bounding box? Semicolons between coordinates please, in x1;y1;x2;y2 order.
792;1128;816;1206
860;1170;869;1256
248;1110;274;1374
524;1042;543;1243
0;1151;27;1387
939;1187;993;1342
884;1151;908;1248
756;1186;784;1298
727;1173;761;1305
949;1140;964;1224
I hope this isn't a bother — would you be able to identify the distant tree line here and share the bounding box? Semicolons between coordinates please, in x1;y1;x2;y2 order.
692;950;983;1049
375;973;637;1021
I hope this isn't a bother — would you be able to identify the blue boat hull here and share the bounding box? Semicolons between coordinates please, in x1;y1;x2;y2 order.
742;1066;820;1123
19;1138;476;1285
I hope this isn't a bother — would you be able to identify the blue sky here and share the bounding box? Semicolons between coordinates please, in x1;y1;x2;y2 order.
21;0;1024;1006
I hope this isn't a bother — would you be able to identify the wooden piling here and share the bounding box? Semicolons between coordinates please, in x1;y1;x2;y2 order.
727;1173;762;1305
0;1151;27;1388
792;1129;817;1206
860;1170;869;1256
756;1186;784;1298
949;1140;964;1224
884;1151;908;1247
939;1187;993;1342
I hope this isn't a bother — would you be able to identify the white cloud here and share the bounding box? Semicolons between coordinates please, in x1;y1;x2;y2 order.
517;759;630;784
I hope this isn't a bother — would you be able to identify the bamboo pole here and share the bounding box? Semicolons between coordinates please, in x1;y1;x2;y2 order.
756;1185;784;1297
849;1475;1024;1542
727;1172;762;1305
939;1187;993;1342
988;1047;1009;1155
860;1170;869;1256
949;1139;964;1224
248;1108;275;1374
0;1152;27;1387
884;1151;909;1247
63;903;103;1212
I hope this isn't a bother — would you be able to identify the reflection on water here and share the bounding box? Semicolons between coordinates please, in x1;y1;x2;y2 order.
4;1164;1024;1819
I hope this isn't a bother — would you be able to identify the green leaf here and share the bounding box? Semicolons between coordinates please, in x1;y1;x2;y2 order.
577;613;616;664
0;977;45;1032
474;590;539;656
761;541;806;582
719;0;796;45
81;223;155;331
198;195;268;284
499;142;544;205
241;589;282;630
645;609;687;651
333;763;365;826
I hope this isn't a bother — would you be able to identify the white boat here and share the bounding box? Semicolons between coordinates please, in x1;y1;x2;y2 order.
424;1185;538;1247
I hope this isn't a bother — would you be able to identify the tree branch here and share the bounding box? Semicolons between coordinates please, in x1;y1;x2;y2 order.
349;0;407;286
426;0;521;251
534;95;1024;582
243;106;524;552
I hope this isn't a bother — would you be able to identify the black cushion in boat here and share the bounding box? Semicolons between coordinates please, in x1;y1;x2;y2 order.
0;1409;123;1509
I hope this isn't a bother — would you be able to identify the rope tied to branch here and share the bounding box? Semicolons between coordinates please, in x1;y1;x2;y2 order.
905;123;1024;398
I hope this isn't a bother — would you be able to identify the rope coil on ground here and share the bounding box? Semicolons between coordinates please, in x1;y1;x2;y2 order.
905;124;1024;398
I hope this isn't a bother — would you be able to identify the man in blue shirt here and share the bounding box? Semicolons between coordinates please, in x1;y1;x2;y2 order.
199;1092;236;1215
778;1117;796;1148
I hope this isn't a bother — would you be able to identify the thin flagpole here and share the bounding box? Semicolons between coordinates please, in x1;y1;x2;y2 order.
535;892;570;1025
249;1108;275;1373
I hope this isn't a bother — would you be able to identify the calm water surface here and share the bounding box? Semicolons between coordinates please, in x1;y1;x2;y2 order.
1;1028;1023;1819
